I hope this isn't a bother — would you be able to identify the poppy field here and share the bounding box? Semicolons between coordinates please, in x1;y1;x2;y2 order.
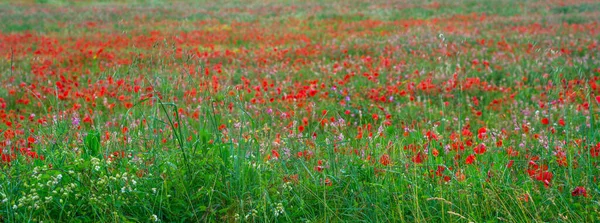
1;0;600;222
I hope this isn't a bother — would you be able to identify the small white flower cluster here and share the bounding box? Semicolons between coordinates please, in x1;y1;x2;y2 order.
1;192;7;204
282;182;293;192
96;175;109;186
115;172;134;193
91;157;102;171
15;169;79;212
52;182;77;202
51;174;62;186
88;193;105;206
245;209;258;220
273;202;285;217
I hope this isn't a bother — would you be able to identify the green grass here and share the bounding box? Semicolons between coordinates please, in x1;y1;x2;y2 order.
1;0;600;222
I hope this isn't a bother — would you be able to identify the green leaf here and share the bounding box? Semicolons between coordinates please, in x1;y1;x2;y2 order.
84;130;101;158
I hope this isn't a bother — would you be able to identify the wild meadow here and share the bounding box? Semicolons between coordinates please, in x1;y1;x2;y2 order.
1;0;600;222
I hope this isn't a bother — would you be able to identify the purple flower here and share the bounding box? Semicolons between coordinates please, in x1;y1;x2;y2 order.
72;116;81;127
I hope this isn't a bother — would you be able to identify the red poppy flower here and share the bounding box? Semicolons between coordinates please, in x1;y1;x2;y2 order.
474;144;486;154
1;153;11;163
533;170;553;188
412;152;425;164
465;154;476;164
477;127;486;139
496;140;503;147
271;149;280;159
558;118;565;126
541;118;549;125
379;154;390;166
506;160;514;168
432;148;439;157
590;143;600;158
571;186;587;197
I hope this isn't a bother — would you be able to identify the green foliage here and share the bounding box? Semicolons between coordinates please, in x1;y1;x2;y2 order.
84;130;101;158
1;0;600;222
